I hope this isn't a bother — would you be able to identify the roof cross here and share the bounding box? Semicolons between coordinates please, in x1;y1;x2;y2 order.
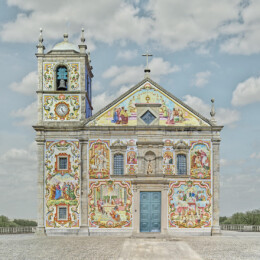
142;51;153;69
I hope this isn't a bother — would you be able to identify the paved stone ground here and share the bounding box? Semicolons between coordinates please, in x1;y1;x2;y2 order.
0;231;259;260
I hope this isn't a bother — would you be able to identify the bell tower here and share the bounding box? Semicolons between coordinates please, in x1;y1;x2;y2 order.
34;29;93;234
35;28;93;125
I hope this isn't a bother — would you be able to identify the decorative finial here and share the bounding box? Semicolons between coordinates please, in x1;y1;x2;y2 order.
210;98;216;124
37;28;45;54
38;28;43;46
81;28;85;43
63;33;68;42
142;51;153;78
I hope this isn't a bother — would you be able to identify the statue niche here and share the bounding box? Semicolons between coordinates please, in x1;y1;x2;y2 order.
144;151;156;175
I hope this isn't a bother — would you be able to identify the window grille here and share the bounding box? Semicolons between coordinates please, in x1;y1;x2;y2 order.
177;154;187;175
58;207;67;220
141;110;156;125
114;154;124;175
56;66;68;90
59;157;68;170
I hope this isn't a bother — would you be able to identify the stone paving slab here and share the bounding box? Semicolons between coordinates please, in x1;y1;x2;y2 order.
0;231;260;260
119;238;202;260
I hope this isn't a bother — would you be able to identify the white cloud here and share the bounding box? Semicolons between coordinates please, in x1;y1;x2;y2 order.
11;100;37;126
2;0;251;55
195;45;210;56
92;86;129;113
117;49;138;60
9;71;37;95
183;95;240;126
232;76;260;106
250;152;260;159
220;1;260;55
1;0;153;47
0;142;37;163
103;57;180;87
146;0;240;51
193;71;211;87
0;141;37;218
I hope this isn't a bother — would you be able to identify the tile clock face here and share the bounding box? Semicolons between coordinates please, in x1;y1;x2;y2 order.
55;103;69;117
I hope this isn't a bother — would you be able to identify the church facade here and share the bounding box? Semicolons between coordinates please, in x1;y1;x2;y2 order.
34;30;223;236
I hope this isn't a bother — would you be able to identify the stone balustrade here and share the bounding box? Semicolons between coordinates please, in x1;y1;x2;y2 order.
221;224;260;232
0;226;36;234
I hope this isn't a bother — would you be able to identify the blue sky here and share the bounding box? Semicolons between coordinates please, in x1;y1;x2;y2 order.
0;0;260;219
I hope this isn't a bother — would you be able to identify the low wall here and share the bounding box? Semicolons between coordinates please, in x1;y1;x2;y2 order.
221;224;260;232
0;226;36;234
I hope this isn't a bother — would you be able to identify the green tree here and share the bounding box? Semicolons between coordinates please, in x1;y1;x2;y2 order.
13;219;37;226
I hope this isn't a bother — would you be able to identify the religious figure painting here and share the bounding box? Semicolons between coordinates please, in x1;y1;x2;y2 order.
45;140;80;228
190;141;211;179
88;180;133;228
168;181;211;228
89;140;110;179
127;150;137;164
162;147;174;175
87;82;207;127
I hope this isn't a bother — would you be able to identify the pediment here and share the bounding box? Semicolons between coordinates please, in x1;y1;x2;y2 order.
86;78;211;127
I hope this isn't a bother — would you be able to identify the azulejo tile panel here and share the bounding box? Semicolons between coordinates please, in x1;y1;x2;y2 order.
88;180;133;228
190;141;211;179
168;181;212;228
87;82;208;126
89;140;110;179
43;94;80;121
43;62;80;90
45;140;81;228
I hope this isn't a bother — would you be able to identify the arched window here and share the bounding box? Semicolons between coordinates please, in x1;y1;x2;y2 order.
113;154;124;175
56;66;68;91
177;154;187;175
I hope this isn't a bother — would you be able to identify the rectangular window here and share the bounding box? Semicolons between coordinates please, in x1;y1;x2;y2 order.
59;157;68;170
114;154;124;175
177;154;187;175
58;207;67;220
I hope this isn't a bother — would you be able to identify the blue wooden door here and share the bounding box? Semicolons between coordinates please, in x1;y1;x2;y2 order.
140;191;161;232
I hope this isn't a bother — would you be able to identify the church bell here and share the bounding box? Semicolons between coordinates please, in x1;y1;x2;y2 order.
57;79;67;90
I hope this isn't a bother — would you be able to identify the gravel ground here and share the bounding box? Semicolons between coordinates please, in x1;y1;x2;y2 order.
0;231;259;260
184;231;260;260
0;235;125;260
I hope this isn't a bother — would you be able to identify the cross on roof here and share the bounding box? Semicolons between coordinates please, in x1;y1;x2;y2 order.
142;51;153;69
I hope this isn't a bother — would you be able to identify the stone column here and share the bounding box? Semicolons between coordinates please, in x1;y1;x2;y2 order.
36;138;45;235
212;138;221;235
79;139;89;235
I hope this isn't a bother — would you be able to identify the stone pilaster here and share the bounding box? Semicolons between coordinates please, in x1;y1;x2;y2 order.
132;185;139;235
161;184;169;235
212;138;221;235
36;139;45;235
79;139;89;235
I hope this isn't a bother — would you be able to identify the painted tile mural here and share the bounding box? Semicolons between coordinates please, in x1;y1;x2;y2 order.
43;62;80;90
163;140;175;175
168;181;211;228
45;140;80;228
88;180;132;228
87;82;207;126
190;141;211;179
43;63;55;90
43;94;80;121
89;140;110;179
68;63;80;90
126;140;138;175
